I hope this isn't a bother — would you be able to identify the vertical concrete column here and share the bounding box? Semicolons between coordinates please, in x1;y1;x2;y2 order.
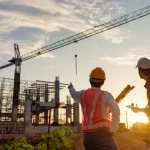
66;96;72;124
12;107;17;122
44;83;48;124
0;78;4;121
35;87;40;124
24;99;32;125
73;100;79;126
54;76;59;125
25;89;32;100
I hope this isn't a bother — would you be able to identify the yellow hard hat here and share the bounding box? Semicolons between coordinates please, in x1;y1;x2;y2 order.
89;67;106;80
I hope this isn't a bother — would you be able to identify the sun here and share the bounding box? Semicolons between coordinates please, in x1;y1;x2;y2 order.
135;113;149;123
129;112;149;123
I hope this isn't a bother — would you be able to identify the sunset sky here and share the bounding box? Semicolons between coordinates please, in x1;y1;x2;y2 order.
0;0;150;127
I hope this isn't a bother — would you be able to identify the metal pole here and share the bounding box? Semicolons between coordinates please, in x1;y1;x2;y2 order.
126;110;128;129
47;109;51;150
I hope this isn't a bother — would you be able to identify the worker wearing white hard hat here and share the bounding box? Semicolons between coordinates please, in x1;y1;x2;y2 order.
136;57;150;69
131;57;150;119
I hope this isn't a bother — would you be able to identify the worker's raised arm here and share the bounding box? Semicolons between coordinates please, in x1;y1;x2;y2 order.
68;83;83;103
105;92;120;133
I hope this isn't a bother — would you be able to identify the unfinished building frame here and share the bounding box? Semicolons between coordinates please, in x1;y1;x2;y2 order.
0;77;80;134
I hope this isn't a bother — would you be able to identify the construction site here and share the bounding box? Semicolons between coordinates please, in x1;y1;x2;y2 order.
0;76;81;136
0;74;134;136
0;3;150;150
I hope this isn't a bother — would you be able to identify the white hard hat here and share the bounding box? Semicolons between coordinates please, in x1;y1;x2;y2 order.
136;57;150;69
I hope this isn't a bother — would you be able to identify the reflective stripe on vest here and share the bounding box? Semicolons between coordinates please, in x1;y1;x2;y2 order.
81;91;88;126
82;122;109;130
81;89;110;131
89;90;101;125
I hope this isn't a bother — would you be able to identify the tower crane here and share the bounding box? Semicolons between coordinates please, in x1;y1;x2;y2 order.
0;5;150;121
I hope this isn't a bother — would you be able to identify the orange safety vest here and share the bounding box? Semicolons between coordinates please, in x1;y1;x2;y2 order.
80;88;111;132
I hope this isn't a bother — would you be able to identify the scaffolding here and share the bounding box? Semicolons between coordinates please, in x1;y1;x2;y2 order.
0;77;67;122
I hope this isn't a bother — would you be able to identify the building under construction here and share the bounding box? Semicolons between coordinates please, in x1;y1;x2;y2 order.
0;76;80;137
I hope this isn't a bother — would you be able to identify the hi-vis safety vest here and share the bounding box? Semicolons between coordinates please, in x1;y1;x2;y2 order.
80;88;111;132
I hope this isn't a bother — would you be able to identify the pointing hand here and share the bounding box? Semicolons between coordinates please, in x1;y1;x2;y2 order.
68;82;73;89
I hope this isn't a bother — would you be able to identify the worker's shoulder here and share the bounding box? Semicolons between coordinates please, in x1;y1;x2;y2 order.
102;91;114;99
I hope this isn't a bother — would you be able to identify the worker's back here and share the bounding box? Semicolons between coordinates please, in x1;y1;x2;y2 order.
68;67;120;150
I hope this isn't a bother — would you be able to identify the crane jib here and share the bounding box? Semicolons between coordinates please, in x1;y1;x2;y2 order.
0;5;150;69
21;5;150;61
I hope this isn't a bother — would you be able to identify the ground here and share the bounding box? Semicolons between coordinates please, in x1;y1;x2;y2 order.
68;132;147;150
0;132;148;150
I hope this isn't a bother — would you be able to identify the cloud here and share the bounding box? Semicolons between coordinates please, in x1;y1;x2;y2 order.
70;0;125;24
20;34;55;59
0;0;125;34
103;28;131;44
13;0;75;15
0;9;90;35
0;0;94;35
0;33;55;66
100;48;150;65
0;0;128;60
43;64;54;69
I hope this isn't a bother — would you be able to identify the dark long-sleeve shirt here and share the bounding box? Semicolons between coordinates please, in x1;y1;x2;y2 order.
144;77;150;106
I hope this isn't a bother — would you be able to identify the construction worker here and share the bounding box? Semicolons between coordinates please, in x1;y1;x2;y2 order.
68;67;120;150
131;57;150;118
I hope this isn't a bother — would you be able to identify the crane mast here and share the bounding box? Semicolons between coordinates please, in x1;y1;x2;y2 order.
9;44;22;121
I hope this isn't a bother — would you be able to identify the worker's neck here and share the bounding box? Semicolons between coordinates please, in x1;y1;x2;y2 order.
142;75;149;81
91;86;101;89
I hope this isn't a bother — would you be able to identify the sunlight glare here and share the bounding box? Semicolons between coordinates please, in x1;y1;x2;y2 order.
129;112;149;123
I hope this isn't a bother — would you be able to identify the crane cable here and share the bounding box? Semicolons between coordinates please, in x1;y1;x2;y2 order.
73;44;78;75
75;54;77;75
0;49;13;65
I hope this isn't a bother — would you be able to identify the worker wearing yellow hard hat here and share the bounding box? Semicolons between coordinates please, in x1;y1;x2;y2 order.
131;58;150;119
68;67;120;150
89;67;106;80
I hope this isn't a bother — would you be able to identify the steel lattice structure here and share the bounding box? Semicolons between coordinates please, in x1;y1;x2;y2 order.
0;77;67;121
